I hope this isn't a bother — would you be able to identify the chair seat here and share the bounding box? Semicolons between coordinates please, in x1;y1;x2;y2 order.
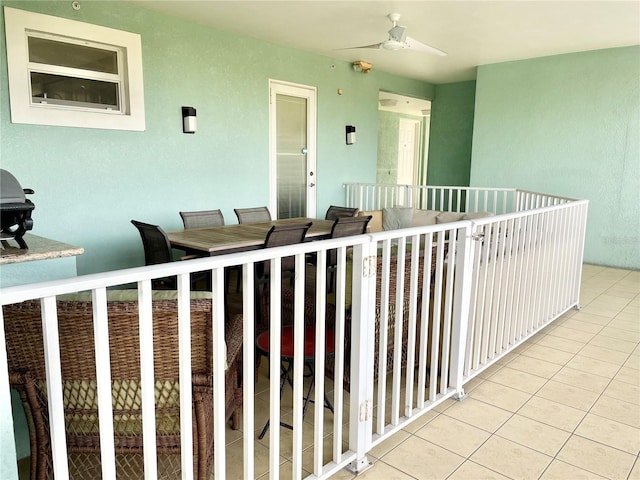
256;325;335;359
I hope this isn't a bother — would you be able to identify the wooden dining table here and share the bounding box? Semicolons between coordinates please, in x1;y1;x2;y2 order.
167;217;335;256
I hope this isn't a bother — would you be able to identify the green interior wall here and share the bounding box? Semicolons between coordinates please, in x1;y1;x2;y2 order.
0;1;434;276
426;80;476;186
470;46;640;269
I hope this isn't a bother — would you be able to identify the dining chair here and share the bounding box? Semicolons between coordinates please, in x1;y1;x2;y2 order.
179;209;225;229
234;206;272;224
131;220;209;290
324;205;359;221
179;209;242;292
308;215;372;291
255;222;312;284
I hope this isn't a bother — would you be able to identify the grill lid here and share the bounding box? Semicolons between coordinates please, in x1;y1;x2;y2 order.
0;169;27;204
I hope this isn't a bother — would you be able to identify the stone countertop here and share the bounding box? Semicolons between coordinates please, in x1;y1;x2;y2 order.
0;234;84;265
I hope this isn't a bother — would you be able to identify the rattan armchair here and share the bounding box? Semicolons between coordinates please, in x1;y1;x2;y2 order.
4;293;243;480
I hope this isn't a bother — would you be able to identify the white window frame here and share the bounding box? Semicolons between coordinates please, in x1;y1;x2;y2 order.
3;7;145;131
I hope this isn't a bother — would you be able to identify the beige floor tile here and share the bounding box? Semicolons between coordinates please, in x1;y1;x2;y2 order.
603;379;640;405
615;365;640;386
574;346;629;367
505;354;564;379
519;343;574;365
382;436;464;480
414;414;491;457
470;435;552;480
518;396;586;432
399;408;439;434
535;380;599;411
571;311;613;326
608;318;640;334
567;356;620;379
546;325;595;343
556;318;604;334
443;397;512;433
551;366;611;394
600;326;640;343
539;459;608;480
535;334;585;354
475;362;505;379
496;414;571;456
224;437;279;479
257;461;311;480
470;380;532;412
356;460;415;479
588;334;638;354
630;459;640;480
447;461;511;480
368;429;411;459
575;413;640;455
589;395;640;428
487;365;548;394
556;435;636;480
625;354;640;371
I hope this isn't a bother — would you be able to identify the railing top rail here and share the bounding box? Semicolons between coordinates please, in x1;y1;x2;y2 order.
343;183;517;193
468;198;589;225
514;188;581;202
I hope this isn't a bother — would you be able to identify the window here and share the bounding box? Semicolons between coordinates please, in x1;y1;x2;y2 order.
4;7;145;131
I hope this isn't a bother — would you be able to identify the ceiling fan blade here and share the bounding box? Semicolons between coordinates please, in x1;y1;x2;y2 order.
404;36;447;56
338;42;383;50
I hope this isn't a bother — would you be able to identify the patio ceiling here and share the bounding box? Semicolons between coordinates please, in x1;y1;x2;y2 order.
127;1;640;84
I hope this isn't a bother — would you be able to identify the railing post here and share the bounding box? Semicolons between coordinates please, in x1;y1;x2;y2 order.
347;240;376;474
449;224;475;397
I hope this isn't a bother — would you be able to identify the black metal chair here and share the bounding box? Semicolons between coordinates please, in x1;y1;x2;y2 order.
131;220;209;290
324;205;358;221
234;206;272;224
309;215;372;291
179;209;225;229
256;222;313;284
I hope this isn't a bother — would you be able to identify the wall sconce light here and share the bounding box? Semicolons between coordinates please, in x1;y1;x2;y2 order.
346;125;356;145
182;106;197;134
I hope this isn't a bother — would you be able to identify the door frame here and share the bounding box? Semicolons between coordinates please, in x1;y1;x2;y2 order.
397;118;422;185
268;79;317;219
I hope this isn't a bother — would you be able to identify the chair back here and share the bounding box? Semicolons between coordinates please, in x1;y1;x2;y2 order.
325;205;359;221
131;220;173;265
258;222;312;278
327;215;372;267
234;206;271;224
180;209;225;229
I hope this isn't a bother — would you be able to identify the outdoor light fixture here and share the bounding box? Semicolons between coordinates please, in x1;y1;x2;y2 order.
182;106;197;134
346;125;356;145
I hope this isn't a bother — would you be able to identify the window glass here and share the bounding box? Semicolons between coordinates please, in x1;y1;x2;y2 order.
28;36;118;74
30;72;119;110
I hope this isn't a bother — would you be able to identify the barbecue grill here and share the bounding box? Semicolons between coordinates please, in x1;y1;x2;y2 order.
0;169;35;249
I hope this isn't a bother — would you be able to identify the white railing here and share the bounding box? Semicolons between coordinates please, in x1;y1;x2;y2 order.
1;186;588;479
344;183;517;214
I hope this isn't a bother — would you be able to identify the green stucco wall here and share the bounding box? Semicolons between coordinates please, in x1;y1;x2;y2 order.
0;1;434;276
426;81;476;186
470;47;640;269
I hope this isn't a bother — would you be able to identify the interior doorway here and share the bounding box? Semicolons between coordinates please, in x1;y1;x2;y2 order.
377;91;431;186
269;80;317;219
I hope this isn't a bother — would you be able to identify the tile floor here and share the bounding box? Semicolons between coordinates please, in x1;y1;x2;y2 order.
236;264;639;480
323;264;640;480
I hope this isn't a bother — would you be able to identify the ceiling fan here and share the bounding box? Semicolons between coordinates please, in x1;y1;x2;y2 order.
345;13;447;56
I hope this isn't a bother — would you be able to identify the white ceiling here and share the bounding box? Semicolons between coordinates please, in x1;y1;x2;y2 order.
129;1;640;84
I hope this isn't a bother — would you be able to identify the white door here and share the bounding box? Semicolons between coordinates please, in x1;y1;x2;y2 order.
269;80;317;219
397;118;421;185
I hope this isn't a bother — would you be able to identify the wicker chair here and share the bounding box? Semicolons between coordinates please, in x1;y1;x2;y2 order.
324;205;359;221
234;206;271;224
4;293;243;480
179;209;225;229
